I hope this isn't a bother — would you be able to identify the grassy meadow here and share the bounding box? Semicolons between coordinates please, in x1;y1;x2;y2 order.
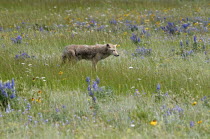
0;0;210;138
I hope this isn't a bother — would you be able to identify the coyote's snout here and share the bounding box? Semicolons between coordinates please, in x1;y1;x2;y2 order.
62;44;119;70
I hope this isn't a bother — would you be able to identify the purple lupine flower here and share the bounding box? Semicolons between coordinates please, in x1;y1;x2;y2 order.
173;105;184;113
182;23;190;29
56;108;60;112
89;91;94;97
130;34;140;44
194;35;197;43
11;35;22;44
109;19;117;25
88;85;91;91
2;90;8;98
93;96;97;103
201;96;207;101
26;103;31;111
156;83;161;91
134;47;152;56
92;81;98;91
16;35;22;43
86;77;91;83
97;25;105;31
190;121;194;127
10;93;16;99
39;27;44;31
89;19;97;27
95;77;100;84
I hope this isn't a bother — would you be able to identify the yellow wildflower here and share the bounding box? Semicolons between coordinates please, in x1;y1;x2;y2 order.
38;90;42;94
192;101;197;105
36;97;41;103
31;98;35;101
124;14;129;17
150;120;157;126
155;21;160;25
194;22;199;26
123;32;128;36
197;121;202;124
59;71;63;75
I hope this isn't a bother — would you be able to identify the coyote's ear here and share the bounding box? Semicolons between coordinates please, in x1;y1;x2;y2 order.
106;44;111;48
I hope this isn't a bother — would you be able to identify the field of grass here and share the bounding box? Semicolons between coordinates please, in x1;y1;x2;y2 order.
0;0;210;138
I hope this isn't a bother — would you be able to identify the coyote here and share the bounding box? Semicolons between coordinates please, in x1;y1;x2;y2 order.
62;44;119;70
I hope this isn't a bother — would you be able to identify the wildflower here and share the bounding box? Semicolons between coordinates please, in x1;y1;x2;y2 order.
133;47;152;57
130;124;135;127
93;96;97;103
156;83;161;91
26;103;31;111
86;77;91;83
38;90;42;94
194;36;197;43
56;108;60;112
11;35;22;44
182;23;190;29
95;77;100;84
192;101;197;105
58;71;63;75
201;96;207;101
123;32;127;36
2;91;8;98
88;85;91;91
36;97;41;103
194;22;199;26
109;19;117;25
190;121;194;127
89;91;94;97
172;105;184;113
197;121;202;124
97;25;105;31
150;120;157;126
31;98;35;101
15;52;30;59
130;34;140;44
92;81;98;91
128;25;138;32
10;93;16;99
134;89;140;96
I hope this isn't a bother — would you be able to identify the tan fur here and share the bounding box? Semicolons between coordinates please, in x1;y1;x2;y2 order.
62;44;119;70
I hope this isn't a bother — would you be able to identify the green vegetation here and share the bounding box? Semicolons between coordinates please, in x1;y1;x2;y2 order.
0;0;210;138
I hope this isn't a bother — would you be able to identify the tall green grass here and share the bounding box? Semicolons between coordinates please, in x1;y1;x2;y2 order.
0;0;210;138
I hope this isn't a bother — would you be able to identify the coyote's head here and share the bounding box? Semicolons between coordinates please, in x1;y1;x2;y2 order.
106;44;119;57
